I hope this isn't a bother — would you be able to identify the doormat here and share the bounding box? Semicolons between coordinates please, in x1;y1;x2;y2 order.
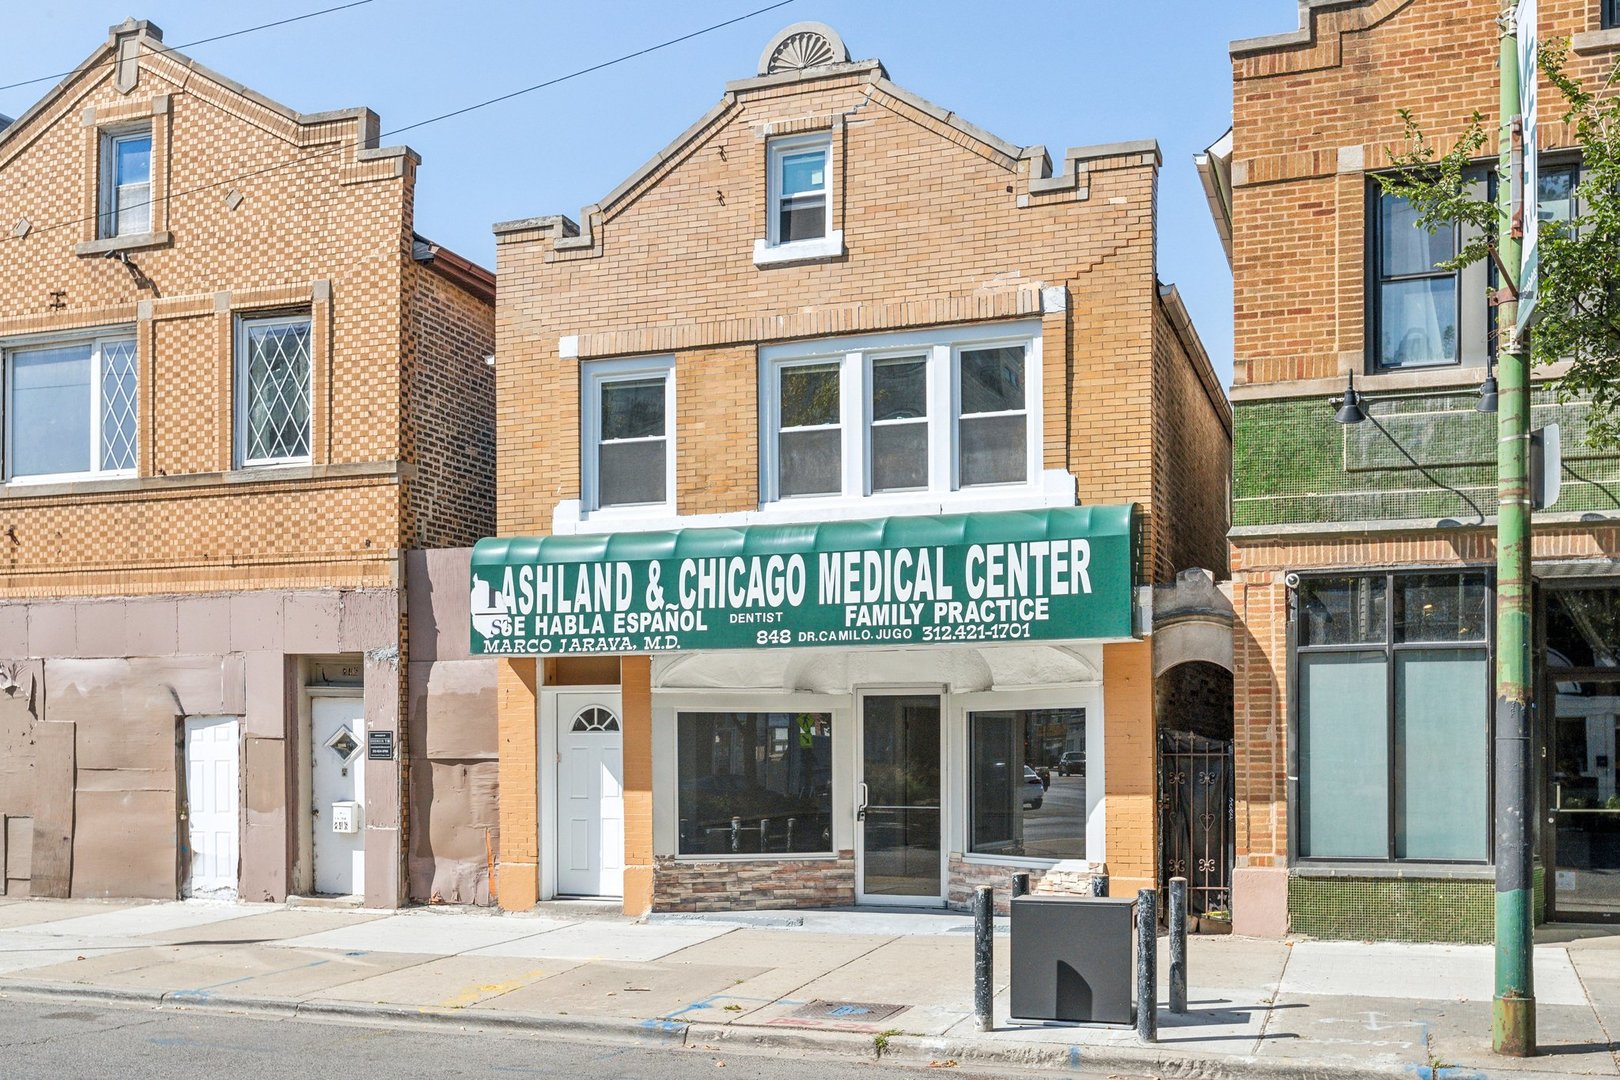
789;999;909;1023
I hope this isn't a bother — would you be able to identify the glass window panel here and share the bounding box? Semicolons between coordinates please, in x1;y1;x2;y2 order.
1609;0;1620;29
1394;573;1487;642
1539;166;1577;229
1297;576;1386;646
779;363;840;428
959;413;1026;487
1552;682;1620;915
676;712;832;855
100;339;137;472
1395;649;1488;860
872;422;928;492
780;151;826;196
959;347;1025;414
1380;192;1455;276
116;182;150;237
1299;651;1390;858
871;357;926;421
1378;277;1458;367
10;344;91;477
115;135;151;185
1545;587;1620;670
599;378;665;441
969;708;1086;861
779;196;827;242
243;319;312;462
778;427;841;496
598;440;666;507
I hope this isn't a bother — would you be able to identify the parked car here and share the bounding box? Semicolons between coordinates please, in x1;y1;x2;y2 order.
1022;766;1044;810
1058;750;1085;777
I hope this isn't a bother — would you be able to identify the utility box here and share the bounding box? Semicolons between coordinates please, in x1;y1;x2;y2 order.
330;801;362;834
1010;895;1136;1025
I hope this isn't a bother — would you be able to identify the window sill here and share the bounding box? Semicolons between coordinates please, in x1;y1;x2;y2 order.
0;460;412;501
962;853;1087;870
75;231;172;257
671;852;839;863
1572;27;1620;53
752;231;844;267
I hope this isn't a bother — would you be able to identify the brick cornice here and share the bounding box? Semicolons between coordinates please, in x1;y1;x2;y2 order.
1231;0;1413;79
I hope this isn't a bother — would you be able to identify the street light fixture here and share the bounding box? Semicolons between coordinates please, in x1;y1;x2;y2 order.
1334;373;1367;425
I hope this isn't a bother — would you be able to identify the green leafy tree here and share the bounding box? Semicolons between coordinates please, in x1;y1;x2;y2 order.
1378;40;1620;446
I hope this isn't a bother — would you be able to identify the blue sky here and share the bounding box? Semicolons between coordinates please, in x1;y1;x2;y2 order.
0;1;1302;388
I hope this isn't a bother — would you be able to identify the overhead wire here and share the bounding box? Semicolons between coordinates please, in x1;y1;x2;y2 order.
2;0;797;243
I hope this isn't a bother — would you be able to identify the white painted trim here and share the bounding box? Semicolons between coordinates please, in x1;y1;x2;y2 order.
235;313;314;469
764;133;832;249
540;685;623;901
3;331;139;483
752;231;844;266
580;354;676;519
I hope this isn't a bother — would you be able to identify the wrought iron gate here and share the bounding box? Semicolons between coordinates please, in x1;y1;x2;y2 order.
1159;730;1233;916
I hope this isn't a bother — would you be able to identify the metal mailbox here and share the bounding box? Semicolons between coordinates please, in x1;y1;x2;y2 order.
1010;895;1136;1025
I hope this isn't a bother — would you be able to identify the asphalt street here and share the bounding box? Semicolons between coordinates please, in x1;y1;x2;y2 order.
0;996;1143;1079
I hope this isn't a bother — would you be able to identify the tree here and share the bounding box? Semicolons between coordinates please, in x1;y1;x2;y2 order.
1378;40;1620;446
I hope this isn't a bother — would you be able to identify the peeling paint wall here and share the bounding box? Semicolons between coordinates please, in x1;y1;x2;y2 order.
406;548;499;905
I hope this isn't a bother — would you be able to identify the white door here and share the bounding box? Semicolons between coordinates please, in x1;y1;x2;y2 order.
555;692;624;898
183;716;240;899
311;695;365;897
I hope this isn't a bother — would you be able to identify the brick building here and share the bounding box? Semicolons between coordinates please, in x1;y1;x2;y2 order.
1209;0;1620;940
0;20;495;907
482;23;1231;916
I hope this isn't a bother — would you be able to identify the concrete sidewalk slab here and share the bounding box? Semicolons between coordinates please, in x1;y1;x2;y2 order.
658;928;889;971
139;907;385;945
468;959;768;1022
272;911;575;955
1281;940;1589;1006
0;930;147;975
310;954;571;1009
0;899;143;929
21;901;257;940
467;920;735;963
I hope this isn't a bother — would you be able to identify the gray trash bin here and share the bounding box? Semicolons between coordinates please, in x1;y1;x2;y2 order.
1009;895;1136;1025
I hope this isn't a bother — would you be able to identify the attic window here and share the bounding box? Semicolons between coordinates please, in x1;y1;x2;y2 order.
754;134;844;266
99;127;152;239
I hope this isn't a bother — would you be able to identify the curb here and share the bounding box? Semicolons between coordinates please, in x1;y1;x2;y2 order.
0;980;1550;1079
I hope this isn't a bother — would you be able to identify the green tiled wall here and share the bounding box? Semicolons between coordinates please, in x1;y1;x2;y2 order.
1234;389;1620;527
1288;870;1546;943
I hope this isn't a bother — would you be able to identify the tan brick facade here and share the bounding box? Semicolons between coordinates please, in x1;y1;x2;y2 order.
1225;0;1620;937
0;21;494;907
490;25;1230;916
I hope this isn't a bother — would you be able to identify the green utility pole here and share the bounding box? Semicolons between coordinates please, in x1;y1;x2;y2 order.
1493;0;1536;1058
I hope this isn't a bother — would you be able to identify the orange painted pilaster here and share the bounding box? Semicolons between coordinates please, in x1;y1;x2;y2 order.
1102;639;1157;898
620;656;654;916
496;656;539;910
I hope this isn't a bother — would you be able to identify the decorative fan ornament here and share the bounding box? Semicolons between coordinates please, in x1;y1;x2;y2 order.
768;31;837;73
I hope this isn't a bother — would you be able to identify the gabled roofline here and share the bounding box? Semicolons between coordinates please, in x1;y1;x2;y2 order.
1229;0;1371;56
0;17;419;166
1194;128;1233;266
412;233;496;305
1158;282;1232;435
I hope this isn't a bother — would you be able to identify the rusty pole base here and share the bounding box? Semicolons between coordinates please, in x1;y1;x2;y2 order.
1493;992;1537;1057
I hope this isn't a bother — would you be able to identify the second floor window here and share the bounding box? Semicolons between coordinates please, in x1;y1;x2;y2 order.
98;127;152;239
1373;189;1459;368
583;357;675;512
1605;0;1620;29
237;315;312;466
5;334;137;481
762;323;1040;505
768;136;830;246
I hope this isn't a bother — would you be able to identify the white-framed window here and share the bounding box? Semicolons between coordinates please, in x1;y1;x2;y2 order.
582;356;676;513
760;322;1042;506
235;314;313;467
768;135;831;246
3;333;138;483
98;126;153;239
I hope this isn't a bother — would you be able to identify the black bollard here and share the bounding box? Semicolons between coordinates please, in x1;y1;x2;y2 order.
1168;877;1188;1014
974;885;994;1032
1011;872;1030;898
1136;888;1157;1042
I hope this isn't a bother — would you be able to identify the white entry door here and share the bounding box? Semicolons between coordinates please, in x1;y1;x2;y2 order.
555;691;624;898
311;695;366;897
183;716;239;899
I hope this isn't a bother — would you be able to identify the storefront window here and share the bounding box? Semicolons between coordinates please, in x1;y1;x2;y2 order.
676;712;832;856
968;708;1086;861
1294;570;1489;862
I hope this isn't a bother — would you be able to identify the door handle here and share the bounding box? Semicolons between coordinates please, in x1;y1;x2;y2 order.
857;782;869;821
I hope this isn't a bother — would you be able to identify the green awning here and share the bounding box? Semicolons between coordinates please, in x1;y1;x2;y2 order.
471;504;1138;656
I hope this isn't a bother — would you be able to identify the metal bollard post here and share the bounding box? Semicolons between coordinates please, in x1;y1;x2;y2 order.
1168;877;1188;1014
1136;887;1157;1042
1011;872;1030;898
1090;872;1109;898
973;885;994;1032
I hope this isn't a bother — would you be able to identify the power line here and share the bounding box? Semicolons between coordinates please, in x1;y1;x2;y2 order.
5;0;797;244
0;1;379;95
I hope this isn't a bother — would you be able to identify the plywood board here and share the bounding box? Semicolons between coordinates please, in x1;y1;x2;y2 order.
29;722;74;898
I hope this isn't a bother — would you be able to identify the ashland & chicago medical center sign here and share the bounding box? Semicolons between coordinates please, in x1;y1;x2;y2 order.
469;504;1138;656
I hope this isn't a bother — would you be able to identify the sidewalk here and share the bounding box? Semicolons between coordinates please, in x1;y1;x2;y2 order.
1;896;1617;1079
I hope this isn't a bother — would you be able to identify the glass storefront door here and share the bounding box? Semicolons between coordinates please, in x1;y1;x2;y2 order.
1544;584;1620;920
857;693;943;905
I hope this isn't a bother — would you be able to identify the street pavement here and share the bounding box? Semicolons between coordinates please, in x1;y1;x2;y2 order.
0;894;1617;1078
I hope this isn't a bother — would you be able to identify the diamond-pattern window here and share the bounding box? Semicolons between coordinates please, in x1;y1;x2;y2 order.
240;316;312;465
4;335;137;481
100;338;136;471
